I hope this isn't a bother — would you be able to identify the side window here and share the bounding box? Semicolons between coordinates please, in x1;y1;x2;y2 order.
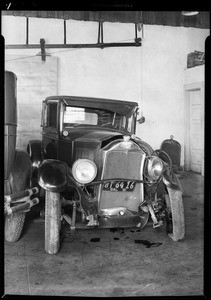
45;103;58;128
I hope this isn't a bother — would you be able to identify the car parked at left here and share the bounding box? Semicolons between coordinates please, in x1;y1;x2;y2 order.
4;71;39;242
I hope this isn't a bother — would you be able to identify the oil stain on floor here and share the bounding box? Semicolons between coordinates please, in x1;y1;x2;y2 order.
134;240;163;248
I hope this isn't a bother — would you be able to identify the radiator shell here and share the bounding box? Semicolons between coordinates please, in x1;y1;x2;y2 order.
97;140;146;214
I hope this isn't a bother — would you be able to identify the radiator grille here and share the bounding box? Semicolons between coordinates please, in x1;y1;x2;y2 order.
99;149;145;212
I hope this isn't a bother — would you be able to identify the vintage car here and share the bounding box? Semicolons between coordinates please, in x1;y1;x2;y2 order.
4;71;39;242
27;95;185;254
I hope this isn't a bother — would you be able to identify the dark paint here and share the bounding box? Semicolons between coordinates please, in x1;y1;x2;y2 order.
44;129;127;170
32;95;183;236
4;71;17;179
38;159;68;192
41;96;139;169
27;140;43;173
5;151;31;195
161;137;181;167
4;71;32;195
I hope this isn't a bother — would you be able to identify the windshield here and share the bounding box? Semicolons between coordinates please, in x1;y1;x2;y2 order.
62;105;135;133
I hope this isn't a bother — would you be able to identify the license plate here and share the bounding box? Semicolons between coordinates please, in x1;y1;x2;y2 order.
103;180;136;192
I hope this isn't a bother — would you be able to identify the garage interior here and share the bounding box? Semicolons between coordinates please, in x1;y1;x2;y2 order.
2;10;209;297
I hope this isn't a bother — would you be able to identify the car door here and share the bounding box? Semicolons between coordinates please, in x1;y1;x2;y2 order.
42;99;60;159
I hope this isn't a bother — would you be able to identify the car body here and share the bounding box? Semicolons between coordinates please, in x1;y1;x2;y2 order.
28;96;185;254
4;71;39;243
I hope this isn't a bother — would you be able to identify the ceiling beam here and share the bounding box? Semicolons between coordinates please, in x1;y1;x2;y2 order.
2;10;210;28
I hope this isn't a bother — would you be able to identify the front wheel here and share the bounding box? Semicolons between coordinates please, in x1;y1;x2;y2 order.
45;190;61;254
165;186;185;241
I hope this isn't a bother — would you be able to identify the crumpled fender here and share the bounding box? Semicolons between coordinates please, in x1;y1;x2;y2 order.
38;159;68;193
162;167;182;191
153;149;182;192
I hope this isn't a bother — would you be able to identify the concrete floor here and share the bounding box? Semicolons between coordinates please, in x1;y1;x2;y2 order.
4;171;204;297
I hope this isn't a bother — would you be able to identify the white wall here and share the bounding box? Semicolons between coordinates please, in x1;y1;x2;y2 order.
137;25;208;165
2;15;209;165
5;55;58;149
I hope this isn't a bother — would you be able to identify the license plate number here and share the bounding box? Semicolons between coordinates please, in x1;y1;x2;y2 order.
103;180;136;192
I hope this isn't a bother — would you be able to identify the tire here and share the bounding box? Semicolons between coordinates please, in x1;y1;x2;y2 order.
165;185;185;241
5;213;26;242
45;190;61;254
5;150;31;243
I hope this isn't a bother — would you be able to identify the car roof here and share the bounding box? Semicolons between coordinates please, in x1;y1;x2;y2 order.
45;95;139;117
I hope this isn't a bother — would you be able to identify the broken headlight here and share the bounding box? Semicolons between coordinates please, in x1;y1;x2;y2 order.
144;156;164;181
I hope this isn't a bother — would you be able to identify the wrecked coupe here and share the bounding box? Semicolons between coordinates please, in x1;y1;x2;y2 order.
27;96;185;254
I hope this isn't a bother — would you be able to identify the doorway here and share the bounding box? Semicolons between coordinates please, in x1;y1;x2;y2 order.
184;82;204;175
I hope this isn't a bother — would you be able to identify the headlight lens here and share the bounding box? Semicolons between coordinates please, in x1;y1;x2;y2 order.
144;156;163;181
72;159;97;184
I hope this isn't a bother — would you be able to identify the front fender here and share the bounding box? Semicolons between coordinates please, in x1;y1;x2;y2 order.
162;169;182;191
38;159;68;193
133;137;154;155
154;149;181;192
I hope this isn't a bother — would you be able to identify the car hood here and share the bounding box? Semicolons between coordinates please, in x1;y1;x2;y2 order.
73;128;124;144
61;127;129;167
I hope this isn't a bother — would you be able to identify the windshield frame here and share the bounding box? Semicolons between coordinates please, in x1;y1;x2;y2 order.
60;102;136;134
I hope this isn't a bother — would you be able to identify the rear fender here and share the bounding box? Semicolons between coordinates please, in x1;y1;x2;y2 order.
38;159;68;193
27;140;43;176
5;150;32;195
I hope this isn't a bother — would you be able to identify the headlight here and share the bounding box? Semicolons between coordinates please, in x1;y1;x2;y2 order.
144;156;163;181
72;159;97;184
